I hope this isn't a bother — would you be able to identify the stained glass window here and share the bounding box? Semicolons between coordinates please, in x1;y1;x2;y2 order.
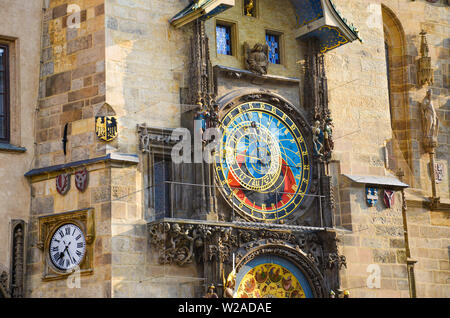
266;33;281;64
216;24;232;55
0;45;9;142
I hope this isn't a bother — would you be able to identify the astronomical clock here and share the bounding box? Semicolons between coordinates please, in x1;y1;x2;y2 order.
214;95;316;224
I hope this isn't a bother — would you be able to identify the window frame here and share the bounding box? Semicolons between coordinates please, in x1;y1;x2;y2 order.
215;20;237;57
265;31;283;65
216;23;233;56
151;154;173;220
0;43;10;143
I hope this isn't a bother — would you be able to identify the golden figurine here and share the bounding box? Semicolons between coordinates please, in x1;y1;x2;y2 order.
245;0;254;17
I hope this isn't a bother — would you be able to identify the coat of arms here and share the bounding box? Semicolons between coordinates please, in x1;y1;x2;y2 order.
95;116;118;142
56;173;71;195
383;190;395;208
434;163;443;184
75;168;89;192
366;187;378;207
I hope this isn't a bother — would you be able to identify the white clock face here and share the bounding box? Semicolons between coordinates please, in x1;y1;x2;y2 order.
49;223;86;271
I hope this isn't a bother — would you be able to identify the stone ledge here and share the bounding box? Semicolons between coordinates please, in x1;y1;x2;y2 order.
24;153;139;178
342;174;409;189
148;217;330;233
0;143;27;153
214;65;301;85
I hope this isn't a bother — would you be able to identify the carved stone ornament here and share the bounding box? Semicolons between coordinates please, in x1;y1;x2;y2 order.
74;168;89;192
56;173;71;195
421;89;439;153
11;220;25;298
244;42;270;75
137;125;180;153
38;208;95;281
0;269;10;298
418;30;434;87
148;220;345;296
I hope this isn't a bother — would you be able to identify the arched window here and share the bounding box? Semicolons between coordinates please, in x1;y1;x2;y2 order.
382;5;414;184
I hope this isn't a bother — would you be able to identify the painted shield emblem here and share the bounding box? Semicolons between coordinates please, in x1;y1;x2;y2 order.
95;116;118;142
434;163;443;184
56;173;71;195
366;187;378;207
383;190;395;208
75;168;89;192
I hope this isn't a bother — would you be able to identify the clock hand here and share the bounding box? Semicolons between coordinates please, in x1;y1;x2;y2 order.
58;245;68;261
66;248;75;264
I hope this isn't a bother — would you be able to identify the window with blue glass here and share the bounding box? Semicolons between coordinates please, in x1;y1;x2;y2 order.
216;24;232;55
266;33;281;64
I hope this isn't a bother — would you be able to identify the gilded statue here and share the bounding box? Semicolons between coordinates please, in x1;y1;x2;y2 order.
421;89;439;152
244;42;269;75
245;0;255;16
223;270;236;298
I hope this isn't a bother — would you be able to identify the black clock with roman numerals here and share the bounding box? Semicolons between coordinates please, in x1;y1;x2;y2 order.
49;223;87;271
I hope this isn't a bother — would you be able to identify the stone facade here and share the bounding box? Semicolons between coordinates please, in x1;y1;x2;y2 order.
0;0;42;298
0;0;448;298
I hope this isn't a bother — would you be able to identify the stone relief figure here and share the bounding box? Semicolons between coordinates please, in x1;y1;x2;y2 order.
323;116;334;156
421;89;439;152
312;121;324;157
244;42;269;75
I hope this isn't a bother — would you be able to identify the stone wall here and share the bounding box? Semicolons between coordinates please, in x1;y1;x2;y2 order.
0;0;42;288
105;0;191;155
326;0;449;298
21;0;449;298
205;0;305;80
407;205;450;297
36;0;106;169
26;162;112;297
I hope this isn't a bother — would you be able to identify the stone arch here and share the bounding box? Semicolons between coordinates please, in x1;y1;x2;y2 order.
382;5;414;185
234;243;328;298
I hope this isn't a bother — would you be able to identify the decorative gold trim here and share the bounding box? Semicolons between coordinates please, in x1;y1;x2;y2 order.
38;208;95;281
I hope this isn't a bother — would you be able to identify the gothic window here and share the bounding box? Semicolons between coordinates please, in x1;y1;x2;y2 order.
385;41;393;123
153;156;172;219
216;24;232;55
266;33;281;64
0;44;9;143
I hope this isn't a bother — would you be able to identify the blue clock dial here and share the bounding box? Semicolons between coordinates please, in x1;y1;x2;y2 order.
215;102;311;221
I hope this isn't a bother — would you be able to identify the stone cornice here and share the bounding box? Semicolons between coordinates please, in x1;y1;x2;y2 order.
24;153;139;178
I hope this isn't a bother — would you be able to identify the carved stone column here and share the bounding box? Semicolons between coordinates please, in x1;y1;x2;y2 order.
303;37;335;227
189;18;218;218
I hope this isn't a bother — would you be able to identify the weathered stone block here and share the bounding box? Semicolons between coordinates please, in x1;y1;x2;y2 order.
31;196;54;215
67;35;93;55
373;249;397;264
45;71;71;97
68;86;99;102
52;4;67;19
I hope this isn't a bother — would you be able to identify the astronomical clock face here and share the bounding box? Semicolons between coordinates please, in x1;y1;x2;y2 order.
215;102;311;221
49;223;86;271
